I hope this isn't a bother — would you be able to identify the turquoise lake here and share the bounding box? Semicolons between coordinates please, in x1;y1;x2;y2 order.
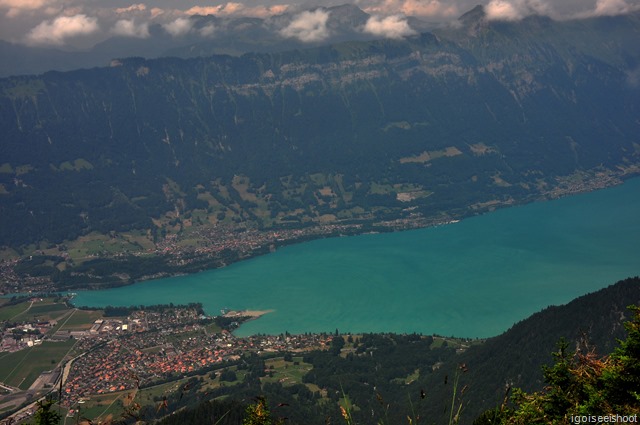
72;178;640;338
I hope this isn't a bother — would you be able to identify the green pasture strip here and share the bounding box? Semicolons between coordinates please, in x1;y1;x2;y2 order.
0;301;32;321
261;357;313;387
57;310;103;331
204;322;222;334
12;302;70;323
0;339;76;389
71;392;124;423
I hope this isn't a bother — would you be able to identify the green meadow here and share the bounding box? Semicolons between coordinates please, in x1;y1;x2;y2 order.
0;339;76;389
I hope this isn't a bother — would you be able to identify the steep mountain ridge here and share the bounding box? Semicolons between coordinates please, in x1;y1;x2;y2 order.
1;13;639;288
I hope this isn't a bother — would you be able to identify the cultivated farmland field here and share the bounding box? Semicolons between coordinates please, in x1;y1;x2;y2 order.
11;300;70;323
0;339;76;389
57;310;103;331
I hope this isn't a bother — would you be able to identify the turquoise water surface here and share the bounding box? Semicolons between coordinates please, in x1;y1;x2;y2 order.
72;178;640;338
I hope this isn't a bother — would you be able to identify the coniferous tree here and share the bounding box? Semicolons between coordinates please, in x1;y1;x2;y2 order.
476;306;640;424
30;399;61;425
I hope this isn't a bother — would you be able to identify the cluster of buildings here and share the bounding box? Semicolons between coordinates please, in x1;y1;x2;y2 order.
60;306;331;407
0;221;366;295
0;297;61;353
0;321;50;352
544;171;623;199
0;259;53;295
152;221;364;267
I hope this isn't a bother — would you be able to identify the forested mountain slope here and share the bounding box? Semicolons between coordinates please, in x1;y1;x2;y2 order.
1;9;639;287
427;276;640;423
146;277;640;425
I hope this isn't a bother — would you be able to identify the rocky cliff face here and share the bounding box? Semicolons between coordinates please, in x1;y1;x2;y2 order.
1;12;639;253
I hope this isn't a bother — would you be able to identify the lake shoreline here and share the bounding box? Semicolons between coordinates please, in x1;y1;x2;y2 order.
3;169;639;296
224;309;275;320
81;170;639;289
69;174;640;338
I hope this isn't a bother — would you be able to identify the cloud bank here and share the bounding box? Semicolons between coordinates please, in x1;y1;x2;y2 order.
363;0;459;19
26;13;98;45
593;0;637;15
199;23;216;37
112;18;149;38
115;4;147;15
364;15;416;38
362;0;640;20
484;0;550;20
2;0;640;48
280;9;330;42
185;3;289;18
0;0;56;18
163;17;193;37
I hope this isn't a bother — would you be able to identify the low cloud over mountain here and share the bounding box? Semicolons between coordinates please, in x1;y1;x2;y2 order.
1;0;639;76
1;0;639;50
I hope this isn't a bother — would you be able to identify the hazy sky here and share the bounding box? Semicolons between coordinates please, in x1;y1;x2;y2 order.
1;0;638;48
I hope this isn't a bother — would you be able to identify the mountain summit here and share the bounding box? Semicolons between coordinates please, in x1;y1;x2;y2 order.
459;4;486;25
